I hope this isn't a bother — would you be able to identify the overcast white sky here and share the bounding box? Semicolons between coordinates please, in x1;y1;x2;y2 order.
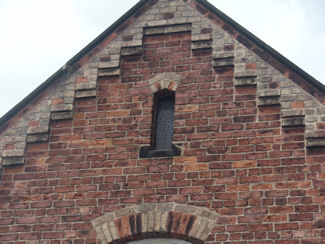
0;0;324;118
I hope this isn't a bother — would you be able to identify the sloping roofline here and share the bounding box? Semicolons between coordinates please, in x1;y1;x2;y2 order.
1;0;324;128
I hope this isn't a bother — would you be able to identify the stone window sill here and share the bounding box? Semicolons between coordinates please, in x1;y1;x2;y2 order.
139;145;181;158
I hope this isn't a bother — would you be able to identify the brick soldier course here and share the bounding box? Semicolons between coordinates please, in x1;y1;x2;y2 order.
0;0;325;243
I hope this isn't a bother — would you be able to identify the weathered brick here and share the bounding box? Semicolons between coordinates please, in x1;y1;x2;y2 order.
0;1;325;244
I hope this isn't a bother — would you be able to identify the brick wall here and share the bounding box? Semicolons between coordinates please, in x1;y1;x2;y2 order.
1;0;325;243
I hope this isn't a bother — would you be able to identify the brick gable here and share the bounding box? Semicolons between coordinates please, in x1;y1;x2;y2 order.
0;0;325;243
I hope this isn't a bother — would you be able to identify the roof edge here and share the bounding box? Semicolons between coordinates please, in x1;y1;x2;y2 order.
1;0;324;128
197;0;325;93
0;0;148;128
0;68;67;129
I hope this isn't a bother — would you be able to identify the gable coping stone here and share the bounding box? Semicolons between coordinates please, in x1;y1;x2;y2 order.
282;115;305;127
75;89;97;99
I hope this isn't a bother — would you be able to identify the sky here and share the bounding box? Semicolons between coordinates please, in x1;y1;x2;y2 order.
0;0;324;118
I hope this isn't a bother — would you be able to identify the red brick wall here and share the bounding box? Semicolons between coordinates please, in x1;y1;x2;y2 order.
1;31;325;243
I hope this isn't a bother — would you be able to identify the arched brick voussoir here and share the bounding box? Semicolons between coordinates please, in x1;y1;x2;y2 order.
147;72;183;93
91;203;218;244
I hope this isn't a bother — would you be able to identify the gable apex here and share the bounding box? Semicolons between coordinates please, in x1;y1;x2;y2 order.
1;0;324;129
0;0;324;128
1;0;325;169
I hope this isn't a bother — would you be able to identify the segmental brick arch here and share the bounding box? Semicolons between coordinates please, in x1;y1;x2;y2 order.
147;72;183;93
91;202;218;244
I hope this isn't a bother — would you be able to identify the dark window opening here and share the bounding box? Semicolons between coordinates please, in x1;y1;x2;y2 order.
140;89;180;158
152;89;175;150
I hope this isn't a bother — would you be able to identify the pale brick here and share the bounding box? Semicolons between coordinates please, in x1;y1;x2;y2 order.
75;89;97;99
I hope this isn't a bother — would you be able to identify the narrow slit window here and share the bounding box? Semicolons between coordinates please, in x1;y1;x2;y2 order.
140;89;180;158
153;90;175;150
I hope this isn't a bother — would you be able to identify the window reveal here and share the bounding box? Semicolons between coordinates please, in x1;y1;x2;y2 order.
152;90;175;150
139;88;180;158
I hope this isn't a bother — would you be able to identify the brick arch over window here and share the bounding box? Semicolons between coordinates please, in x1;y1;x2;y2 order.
147;72;183;93
91;203;218;244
